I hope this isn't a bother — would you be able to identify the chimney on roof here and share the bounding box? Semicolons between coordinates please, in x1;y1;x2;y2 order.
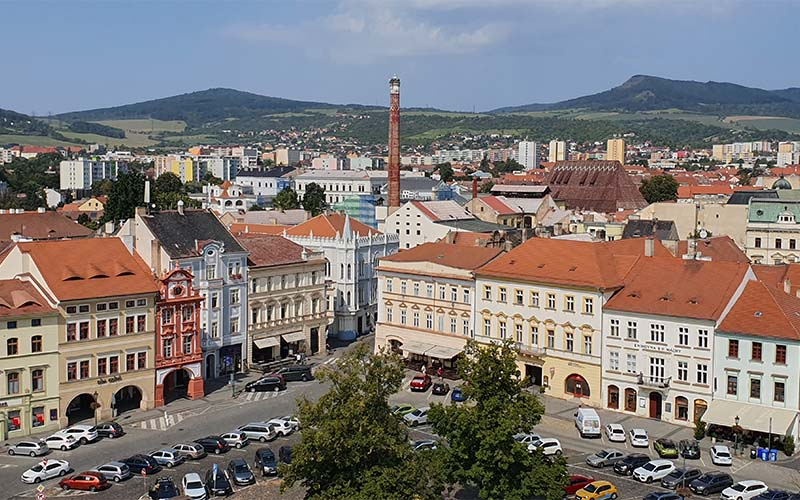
784;278;791;295
472;178;478;199
645;238;655;257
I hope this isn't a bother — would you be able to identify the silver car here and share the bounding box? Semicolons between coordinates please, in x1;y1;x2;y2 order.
221;431;249;449
8;440;49;457
21;459;69;484
150;449;186;468
93;461;131;482
586;449;625;468
173;443;207;460
237;423;277;443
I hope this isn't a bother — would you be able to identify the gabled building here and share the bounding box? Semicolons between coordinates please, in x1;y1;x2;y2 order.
465;195;557;229
546;161;647;213
0;210;94;244
746;194;800;264
384;200;475;249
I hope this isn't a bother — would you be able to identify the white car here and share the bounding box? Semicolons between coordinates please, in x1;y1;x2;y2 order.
633;459;675;483
513;433;541;446
604;423;626;442
21;459;70;484
44;433;79;451
8;440;49;457
221;431;249;449
278;415;300;431
58;425;99;445
403;407;430;426
266;418;294;437
721;480;768;500
629;428;649;448
528;438;563;457
710;444;733;466
182;472;208;500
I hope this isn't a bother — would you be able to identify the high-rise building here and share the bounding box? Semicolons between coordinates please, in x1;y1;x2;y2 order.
548;140;567;163
518;141;539;170
606;138;626;164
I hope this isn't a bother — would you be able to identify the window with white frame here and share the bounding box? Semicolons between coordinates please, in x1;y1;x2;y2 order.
386;279;393;293
626;321;637;339
483;318;491;337
499;320;507;339
609;351;620;371
650;323;665;343
463;319;470;336
401;281;407;294
626;354;637;373
413;283;420;296
584;297;594;314
438;316;444;331
425;313;433;329
400;309;407;325
565;332;574;351
696;363;708;384
583;335;592;354
530;324;539;345
697;329;709;348
463;289;470;303
546;293;556;309
412;311;420;327
610;319;620;336
451;287;458;302
677;361;688;381
515;323;523;342
386;308;393;323
450;317;457;334
427;284;433;298
565;296;575;312
530;291;539;307
483;285;492;301
678;327;689;346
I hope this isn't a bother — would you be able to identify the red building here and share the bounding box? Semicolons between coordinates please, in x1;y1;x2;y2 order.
154;267;204;407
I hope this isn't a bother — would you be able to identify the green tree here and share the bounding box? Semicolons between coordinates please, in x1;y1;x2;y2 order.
479;180;494;194
429;339;567;500
639;174;679;203
91;179;115;197
282;343;444;499
302;182;327;216
435;162;454;182
103;169;146;222
273;187;301;211
202;172;224;185
248;204;265;211
154;172;183;194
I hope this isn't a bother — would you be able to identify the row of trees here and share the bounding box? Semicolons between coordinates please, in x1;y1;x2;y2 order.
272;183;327;216
282;340;567;500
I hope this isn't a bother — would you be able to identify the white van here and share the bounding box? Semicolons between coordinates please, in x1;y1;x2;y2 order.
574;408;601;438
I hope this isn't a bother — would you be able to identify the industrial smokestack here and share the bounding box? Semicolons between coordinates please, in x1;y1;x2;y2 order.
472;178;478;199
388;76;401;211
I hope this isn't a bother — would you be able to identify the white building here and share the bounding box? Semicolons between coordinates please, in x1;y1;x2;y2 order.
384;200;475;249
198;156;240;181
236;167;295;206
59;159;123;191
294;171;385;206
195;181;258;214
518;141;539;170
348;157;374;171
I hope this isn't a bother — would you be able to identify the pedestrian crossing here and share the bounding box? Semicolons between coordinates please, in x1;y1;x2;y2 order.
238;390;283;402
132;411;185;431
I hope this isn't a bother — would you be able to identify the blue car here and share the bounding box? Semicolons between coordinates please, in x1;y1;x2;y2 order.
451;387;466;402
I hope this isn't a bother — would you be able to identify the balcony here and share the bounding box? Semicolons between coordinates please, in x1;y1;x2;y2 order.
636;373;670;389
515;342;546;358
248;312;331;333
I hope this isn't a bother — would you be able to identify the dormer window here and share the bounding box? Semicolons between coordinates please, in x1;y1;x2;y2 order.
779;212;795;223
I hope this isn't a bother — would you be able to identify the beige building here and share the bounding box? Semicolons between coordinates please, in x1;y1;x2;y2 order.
375;242;503;372
635;202;748;248
0;279;61;440
548;140;567;163
236;234;331;363
0;239;159;426
606;139;626;164
464;195;557;229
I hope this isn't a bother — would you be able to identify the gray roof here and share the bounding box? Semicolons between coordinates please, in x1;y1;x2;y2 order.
435;219;510;233
622;219;679;240
381;177;443;193
727;190;778;205
142;210;246;259
236;166;296;178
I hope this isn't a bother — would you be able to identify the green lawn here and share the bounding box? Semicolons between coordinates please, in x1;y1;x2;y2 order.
0;134;82;147
58;130;157;148
95;119;187;133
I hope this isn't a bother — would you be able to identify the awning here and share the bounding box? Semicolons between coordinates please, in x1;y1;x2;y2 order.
253;337;280;349
282;332;306;343
401;341;435;356
701;399;798;435
424;345;463;359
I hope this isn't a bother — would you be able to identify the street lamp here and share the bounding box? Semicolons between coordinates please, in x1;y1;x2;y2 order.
93;391;99;426
734;415;740;454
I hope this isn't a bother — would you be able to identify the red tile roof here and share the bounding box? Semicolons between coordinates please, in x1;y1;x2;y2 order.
479;196;516;216
677;237;749;263
381;241;502;271
236;234;315;267
546;160;648;213
0;279;55;318
286;213;379;238
718;280;800;340
0;211;94;242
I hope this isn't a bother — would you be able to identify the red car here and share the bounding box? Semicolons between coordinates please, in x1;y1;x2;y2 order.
564;474;594;496
410;375;432;392
59;471;111;492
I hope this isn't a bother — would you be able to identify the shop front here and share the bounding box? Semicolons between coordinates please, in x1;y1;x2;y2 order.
219;344;243;376
252;336;280;364
0;394;60;441
541;356;602;407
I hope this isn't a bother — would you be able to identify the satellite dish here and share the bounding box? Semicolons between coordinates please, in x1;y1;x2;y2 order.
699;229;708;239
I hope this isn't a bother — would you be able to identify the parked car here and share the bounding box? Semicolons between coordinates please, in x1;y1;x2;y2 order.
21;459;70;484
238;422;277;442
45;433;79;451
711;444;733;466
644;492;683;500
661;467;702;489
412;440;438;452
451;386;466;402
220;431;249;449
633;459;675;483
679;439;701;459
575;408;601;438
722;481;769;500
95;421;125;439
182;472;208;500
653;438;679;458
150;449;186;468
575;480;618;500
172;443;208;460
255;447;278;476
432;382;450;395
59;471;110;492
227;458;255;486
278;446;292;465
149;476;181;499
271;365;313;382
404;407;430;426
513;433;541;446
564;475;595;496
244;376;286;392
753;491;792;500
613;453;650;476
629;428;649;448
59;425;99;445
529;438;563;457
586;449;624;468
92;461;132;483
391;404;415;416
8;440;49;457
410;375;432;392
121;455;162;475
689;472;734;496
277;415;300;431
194;436;231;455
604;423;626;443
265;419;294;437
205;466;233;497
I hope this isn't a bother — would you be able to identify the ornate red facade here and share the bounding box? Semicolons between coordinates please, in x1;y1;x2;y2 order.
154;267;204;407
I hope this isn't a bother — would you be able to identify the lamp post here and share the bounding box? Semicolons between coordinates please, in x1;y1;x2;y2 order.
93;391;99;426
734;415;740;454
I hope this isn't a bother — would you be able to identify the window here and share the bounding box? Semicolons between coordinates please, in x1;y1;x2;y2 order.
697;329;708;348
624;388;637;412
776;238;783;249
437;315;444;332
775;381;786;403
66;305;77;314
109;356;119;374
183;335;192;354
231;289;240;305
207;264;216;280
728;339;739;358
610;351;620;371
182;306;193;322
483;285;492;301
463;289;470;303
610;319;620;337
211;294;218;309
137;315;146;332
607;385;619;409
626;354;637;373
412;311;419;327
451;318;457;334
109;318;118;336
530;291;539;307
79;360;89;379
78;305;89;313
97;358;107;376
547;329;555;348
426;284;434;298
515;323;523;342
439;287;446;300
79;321;89;340
792;240;798;250
230;317;240;334
451;287;458;302
583;335;592;354
650;323;664;342
386;279;393;293
7;372;19;394
137;352;146;369
751;342;762;361
727;375;738;395
31;335;42;353
163;338;173;358
499;320;507;339
530;324;538;345
564;296;575;312
126;316;135;334
627;321;637;339
6;338;18;355
776;345;787;364
499;287;507;303
546;293;556;309
565;332;574;351
125;299;136;308
696;364;708;385
31;369;43;392
584;297;594;314
400;309;407;325
677;361;688;381
7;320;16;329
127;354;135;371
750;378;761;399
425;313;433;330
67;362;77;381
483;318;491;337
463;319;470;336
96;319;106;337
401;281;407;295
413;283;420;296
386;308;393;323
675;396;689;421
211;321;219;338
96;303;107;312
755;237;762;248
515;289;523;305
31;318;41;327
678;327;689;346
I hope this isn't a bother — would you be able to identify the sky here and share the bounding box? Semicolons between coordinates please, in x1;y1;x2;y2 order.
1;0;798;114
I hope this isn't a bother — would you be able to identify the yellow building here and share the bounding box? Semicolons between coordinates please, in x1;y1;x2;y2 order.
606;139;625;164
154;155;199;183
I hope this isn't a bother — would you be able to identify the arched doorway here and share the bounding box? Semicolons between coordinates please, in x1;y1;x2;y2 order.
205;354;216;379
113;386;142;416
66;394;97;425
565;374;590;398
607;385;620;409
675;396;689;421
694;400;708;422
649;392;663;419
163;368;191;404
388;339;403;354
624;388;637;412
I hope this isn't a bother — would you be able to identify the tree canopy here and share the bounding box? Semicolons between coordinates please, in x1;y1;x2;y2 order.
639;174;679;203
435;162;454;182
273;187;301;211
0;153;62;210
302;182;327;216
103;169;146;222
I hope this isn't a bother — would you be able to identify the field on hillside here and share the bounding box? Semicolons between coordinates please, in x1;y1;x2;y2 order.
723;116;800;133
94;119;187;133
0;134;81;147
58;130;157;148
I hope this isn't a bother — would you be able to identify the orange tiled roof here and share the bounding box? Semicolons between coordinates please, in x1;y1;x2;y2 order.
0;211;93;242
479;196;517;216
381;241;502;271
286;213;379;238
236;234;313;268
677;237;749;263
0;279;55;318
230;223;289;235
718;280;800;340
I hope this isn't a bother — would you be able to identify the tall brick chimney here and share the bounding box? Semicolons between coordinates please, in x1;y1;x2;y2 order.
472;177;478;198
388;76;401;211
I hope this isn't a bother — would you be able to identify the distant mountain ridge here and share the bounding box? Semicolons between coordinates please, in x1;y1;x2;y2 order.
492;75;800;117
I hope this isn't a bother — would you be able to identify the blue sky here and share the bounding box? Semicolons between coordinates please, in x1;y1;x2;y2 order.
2;0;798;114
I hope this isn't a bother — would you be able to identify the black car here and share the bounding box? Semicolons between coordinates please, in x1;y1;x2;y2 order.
680;439;701;459
195;436;231;455
227;458;256;486
689;472;734;495
432;382;450;395
148;477;180;499
613;453;650;475
244;376;286;393
255;448;278;476
661;468;702;489
644;493;682;500
205;466;234;497
279;445;292;465
754;491;792;500
122;454;162;475
96;422;125;439
272;366;314;382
